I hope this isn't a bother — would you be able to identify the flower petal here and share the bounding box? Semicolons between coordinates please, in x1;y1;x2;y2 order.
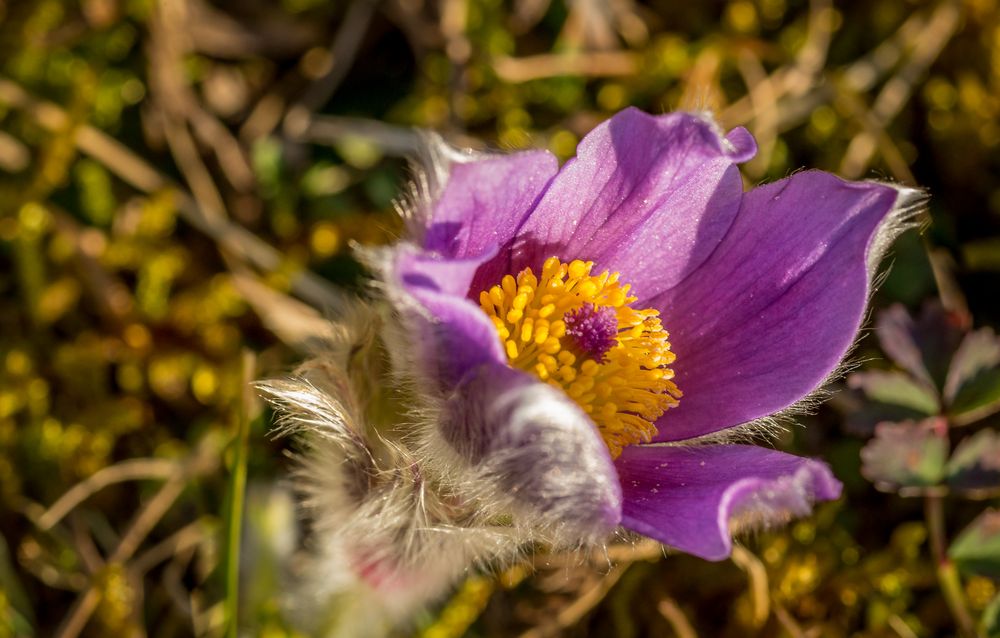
499;108;755;297
615;444;841;560
652;173;923;441
420;145;559;260
385;245;506;391
440;362;622;541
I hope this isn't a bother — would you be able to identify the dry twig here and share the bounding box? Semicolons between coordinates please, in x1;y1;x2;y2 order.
292;114;421;155
839;1;960;178
736;48;779;178
293;0;379;115
52;441;219;638
132;519;210;575
517;563;629;638
0;76;350;315
37;459;179;532
493;51;640;82
148;0;255;193
731;546;770;628
268;0;380;142
721;6;935;132
657;597;698;638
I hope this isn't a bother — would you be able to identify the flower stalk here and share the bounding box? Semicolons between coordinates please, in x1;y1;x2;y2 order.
926;482;979;638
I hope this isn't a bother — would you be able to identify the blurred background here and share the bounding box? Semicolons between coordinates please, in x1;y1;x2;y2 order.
1;0;999;636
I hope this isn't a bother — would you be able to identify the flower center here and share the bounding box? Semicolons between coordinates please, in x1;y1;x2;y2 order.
564;303;618;363
477;257;681;458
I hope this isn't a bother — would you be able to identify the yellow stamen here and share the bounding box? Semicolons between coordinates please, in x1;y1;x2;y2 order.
478;257;682;458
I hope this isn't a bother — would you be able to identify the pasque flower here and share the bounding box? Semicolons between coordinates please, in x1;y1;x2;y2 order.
261;108;923;629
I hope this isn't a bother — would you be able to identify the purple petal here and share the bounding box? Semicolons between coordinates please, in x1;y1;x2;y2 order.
420;147;559;259
441;363;622;541
492;108;755;297
615;444;841;560
651;173;921;441
386;245;506;391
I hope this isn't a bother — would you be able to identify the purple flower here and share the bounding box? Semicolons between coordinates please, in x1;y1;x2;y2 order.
377;108;924;561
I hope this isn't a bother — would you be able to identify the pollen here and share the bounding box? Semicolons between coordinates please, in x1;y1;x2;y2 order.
478;257;682;458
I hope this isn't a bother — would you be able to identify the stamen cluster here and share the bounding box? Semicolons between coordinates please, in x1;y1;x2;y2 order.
478;257;682;458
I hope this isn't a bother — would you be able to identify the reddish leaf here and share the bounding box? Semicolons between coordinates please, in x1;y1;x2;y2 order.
876;302;965;391
860;419;949;493
947;429;1000;495
944;327;1000;404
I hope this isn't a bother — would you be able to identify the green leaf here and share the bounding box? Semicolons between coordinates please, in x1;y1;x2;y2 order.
944;328;1000;404
947;429;1000;495
949;368;1000;425
333;135;383;170
949;509;1000;578
0;534;34;636
251;137;286;198
860;420;949;492
848;370;940;415
982;591;1000;638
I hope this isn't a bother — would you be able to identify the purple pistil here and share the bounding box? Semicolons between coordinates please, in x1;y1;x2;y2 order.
563;303;619;363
